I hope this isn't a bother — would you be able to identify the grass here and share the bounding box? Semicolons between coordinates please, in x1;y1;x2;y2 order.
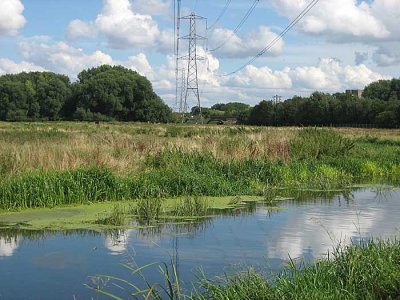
89;239;400;299
0;122;399;211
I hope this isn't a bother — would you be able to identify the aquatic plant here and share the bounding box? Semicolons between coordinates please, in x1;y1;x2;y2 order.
95;203;127;226
290;128;355;160
88;239;400;300
174;196;209;217
133;198;163;221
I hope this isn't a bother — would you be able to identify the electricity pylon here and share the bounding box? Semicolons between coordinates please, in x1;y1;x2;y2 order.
179;13;207;121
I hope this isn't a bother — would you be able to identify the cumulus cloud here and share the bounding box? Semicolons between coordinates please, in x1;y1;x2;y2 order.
18;38;113;78
95;0;160;49
132;0;171;16
121;53;154;79
0;0;26;36
270;0;395;42
209;26;284;58
373;45;400;66
66;0;173;51
218;57;388;97
0;58;46;75
66;20;97;40
355;51;369;65
15;37;155;81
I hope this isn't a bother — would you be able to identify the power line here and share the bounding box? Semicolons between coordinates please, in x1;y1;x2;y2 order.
207;0;232;30
219;0;321;76
209;0;260;52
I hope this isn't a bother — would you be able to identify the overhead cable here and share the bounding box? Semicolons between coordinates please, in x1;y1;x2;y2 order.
209;0;260;52
219;0;321;76
208;0;232;30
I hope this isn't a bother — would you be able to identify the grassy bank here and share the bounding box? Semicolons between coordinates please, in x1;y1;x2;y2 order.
0;123;399;211
91;239;400;299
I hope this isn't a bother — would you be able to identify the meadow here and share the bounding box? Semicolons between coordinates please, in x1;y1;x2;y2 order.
0;122;400;211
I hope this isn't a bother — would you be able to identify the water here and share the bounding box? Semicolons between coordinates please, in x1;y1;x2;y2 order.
0;188;399;299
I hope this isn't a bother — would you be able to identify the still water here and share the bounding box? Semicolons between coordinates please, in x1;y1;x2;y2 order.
0;188;399;299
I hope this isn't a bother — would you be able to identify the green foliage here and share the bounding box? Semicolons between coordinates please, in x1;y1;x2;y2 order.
363;78;400;101
95;203;127;226
0;72;71;121
0;168;130;210
70;65;171;122
290;128;355;160
244;82;400;127
134;198;162;221
174;196;209;216
90;239;400;300
0;65;171;123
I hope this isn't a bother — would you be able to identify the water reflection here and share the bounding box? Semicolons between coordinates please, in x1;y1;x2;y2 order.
266;189;396;260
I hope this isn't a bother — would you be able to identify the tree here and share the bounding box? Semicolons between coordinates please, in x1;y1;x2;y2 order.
70;65;171;122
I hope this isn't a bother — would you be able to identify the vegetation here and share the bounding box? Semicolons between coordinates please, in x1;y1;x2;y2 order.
0;65;171;122
246;87;400;128
90;239;400;299
0;123;399;211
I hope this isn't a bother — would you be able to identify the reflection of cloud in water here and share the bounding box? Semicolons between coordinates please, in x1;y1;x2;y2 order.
266;192;387;260
104;229;163;255
0;237;20;257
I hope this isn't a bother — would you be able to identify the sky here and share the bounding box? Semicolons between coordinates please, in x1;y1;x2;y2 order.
0;0;399;109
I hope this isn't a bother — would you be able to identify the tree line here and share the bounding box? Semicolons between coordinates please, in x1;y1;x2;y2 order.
199;79;400;128
0;65;172;122
0;64;399;127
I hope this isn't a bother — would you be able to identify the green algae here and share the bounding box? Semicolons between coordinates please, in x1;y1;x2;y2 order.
0;195;268;231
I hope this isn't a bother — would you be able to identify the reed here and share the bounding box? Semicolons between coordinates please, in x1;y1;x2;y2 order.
89;239;400;300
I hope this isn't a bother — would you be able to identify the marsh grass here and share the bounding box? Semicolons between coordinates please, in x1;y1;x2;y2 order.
133;198;163;221
174;196;210;217
95;203;127;226
0;123;400;210
290;128;355;160
89;239;400;300
0;168;130;210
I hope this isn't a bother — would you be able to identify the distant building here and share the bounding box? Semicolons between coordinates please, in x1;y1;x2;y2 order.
346;89;363;98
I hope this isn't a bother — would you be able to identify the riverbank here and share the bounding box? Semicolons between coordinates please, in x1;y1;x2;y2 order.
91;238;400;299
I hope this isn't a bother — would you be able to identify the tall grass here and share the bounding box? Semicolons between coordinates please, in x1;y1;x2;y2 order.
0;124;399;210
89;239;400;300
0;168;130;210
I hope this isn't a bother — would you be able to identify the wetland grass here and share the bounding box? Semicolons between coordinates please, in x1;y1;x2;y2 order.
0;123;399;211
90;239;400;299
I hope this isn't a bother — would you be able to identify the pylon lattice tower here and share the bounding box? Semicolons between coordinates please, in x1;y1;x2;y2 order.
178;13;207;120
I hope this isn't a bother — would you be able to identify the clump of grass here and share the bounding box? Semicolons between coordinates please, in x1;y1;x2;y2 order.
89;239;400;300
133;198;163;221
290;128;355;160
174;196;209;217
95;204;127;226
197;239;400;299
0;168;130;210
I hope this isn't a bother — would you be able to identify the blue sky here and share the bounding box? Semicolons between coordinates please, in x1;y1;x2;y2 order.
0;0;399;108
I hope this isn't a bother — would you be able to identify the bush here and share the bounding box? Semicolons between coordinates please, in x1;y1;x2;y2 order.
290;128;354;160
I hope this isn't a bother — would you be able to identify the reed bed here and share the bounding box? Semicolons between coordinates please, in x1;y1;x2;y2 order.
89;239;400;299
0;122;399;210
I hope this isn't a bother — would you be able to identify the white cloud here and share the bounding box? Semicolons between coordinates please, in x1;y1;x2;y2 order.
95;0;160;49
132;0;171;16
210;26;284;58
0;58;46;75
0;0;26;36
373;45;400;66
270;0;391;42
122;53;154;79
66;0;173;52
66;20;97;40
18;38;114;78
343;64;390;88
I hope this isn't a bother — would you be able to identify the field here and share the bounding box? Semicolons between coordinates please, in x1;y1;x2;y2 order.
0;122;400;213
